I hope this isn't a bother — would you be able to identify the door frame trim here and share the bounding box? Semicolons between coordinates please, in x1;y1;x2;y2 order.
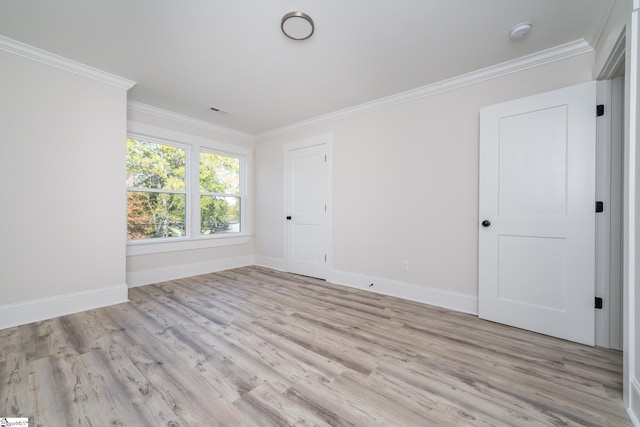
283;132;334;281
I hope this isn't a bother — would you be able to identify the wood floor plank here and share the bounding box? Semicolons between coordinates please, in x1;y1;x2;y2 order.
399;322;623;401
365;367;515;426
94;342;183;426
284;378;391;426
235;381;333;427
255;315;378;376
107;303;254;400
59;308;129;356
33;318;82;362
0;351;32;419
370;362;557;426
71;352;144;426
30;357;73;426
104;305;253;426
123;292;297;396
0;266;632;426
237;319;348;381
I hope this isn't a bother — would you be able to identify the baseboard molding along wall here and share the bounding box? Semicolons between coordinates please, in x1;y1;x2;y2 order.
331;269;479;315
253;255;287;272
126;255;254;287
630;378;640;427
1;260;477;330
252;258;478;315
0;284;128;330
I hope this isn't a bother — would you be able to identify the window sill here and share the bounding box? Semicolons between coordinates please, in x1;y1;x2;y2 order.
126;234;252;256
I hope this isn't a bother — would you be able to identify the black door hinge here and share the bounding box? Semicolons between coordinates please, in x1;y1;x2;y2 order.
597;104;605;117
595;297;603;309
596;201;604;213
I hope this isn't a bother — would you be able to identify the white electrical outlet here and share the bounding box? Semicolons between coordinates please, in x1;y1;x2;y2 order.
401;260;409;272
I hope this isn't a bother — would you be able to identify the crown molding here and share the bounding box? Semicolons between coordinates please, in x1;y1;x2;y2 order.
127;101;255;142
258;39;593;139
1;33;593;141
0;35;136;90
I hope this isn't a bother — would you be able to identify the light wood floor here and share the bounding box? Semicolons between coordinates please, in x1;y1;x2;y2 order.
1;266;631;426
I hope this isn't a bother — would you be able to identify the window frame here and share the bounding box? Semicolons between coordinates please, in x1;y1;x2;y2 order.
126;122;252;256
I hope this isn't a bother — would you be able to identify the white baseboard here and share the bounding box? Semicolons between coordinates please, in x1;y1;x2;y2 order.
253;255;286;271
126;255;254;287
630;378;640;427
330;270;478;315
1;262;477;330
249;262;478;315
0;284;128;329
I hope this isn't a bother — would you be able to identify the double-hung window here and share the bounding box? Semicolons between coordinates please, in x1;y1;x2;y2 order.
200;151;241;234
126;125;251;254
126;138;187;240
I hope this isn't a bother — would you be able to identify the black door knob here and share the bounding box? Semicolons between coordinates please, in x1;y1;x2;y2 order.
481;220;491;227
286;216;292;220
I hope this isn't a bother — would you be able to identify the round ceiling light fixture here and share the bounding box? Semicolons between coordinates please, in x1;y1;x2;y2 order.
281;11;315;40
509;22;532;40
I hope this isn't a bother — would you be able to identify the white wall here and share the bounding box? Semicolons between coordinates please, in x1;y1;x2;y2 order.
0;49;130;328
255;52;594;313
125;109;256;286
628;1;640;424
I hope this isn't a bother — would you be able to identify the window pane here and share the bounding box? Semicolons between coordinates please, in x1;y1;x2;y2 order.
127;138;186;190
200;152;240;194
201;196;240;234
127;192;186;239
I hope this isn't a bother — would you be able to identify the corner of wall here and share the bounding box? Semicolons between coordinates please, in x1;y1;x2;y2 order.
127;255;254;287
253;256;287;272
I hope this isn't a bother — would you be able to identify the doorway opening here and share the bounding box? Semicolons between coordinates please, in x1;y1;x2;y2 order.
595;31;626;350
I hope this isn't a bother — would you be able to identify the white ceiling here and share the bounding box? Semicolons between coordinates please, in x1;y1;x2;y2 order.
0;0;614;135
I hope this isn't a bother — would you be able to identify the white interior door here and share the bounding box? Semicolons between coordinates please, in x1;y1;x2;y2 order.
285;143;327;279
479;81;596;346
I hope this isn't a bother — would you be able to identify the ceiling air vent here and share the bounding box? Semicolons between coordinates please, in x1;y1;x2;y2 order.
210;106;230;114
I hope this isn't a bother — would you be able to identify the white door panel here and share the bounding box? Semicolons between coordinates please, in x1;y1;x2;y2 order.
498;106;568;217
497;235;567;310
479;81;596;345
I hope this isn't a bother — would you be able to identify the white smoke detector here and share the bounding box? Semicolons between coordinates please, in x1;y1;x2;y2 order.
510;22;532;40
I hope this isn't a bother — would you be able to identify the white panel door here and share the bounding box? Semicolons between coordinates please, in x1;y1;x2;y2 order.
285;143;327;279
479;81;596;345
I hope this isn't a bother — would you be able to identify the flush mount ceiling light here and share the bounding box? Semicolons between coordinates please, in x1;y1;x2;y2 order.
510;22;532;40
281;11;314;40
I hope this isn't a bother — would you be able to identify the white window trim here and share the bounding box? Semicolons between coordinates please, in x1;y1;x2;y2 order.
126;121;253;256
